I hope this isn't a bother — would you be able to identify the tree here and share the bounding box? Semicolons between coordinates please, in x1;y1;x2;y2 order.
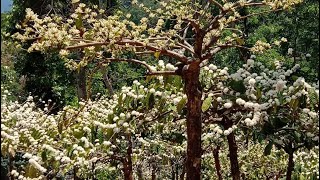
13;0;304;179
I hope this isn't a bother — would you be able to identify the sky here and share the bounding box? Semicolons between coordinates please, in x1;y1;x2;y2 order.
1;0;12;13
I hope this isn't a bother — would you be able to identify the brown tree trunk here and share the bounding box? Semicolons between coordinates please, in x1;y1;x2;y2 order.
286;152;294;180
213;147;223;180
183;62;202;180
226;132;241;180
76;66;87;101
137;164;144;180
123;134;133;180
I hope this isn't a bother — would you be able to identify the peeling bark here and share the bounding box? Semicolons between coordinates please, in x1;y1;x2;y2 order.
183;62;202;180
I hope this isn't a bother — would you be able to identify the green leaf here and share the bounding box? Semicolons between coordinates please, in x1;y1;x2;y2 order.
75;15;83;30
177;97;187;113
202;96;212;112
291;75;299;81
97;129;104;144
272;116;288;129
158;98;166;113
301;67;310;72
58;122;63;134
162;156;169;165
118;93;123;106
25;164;41;178
73;130;83;139
154;51;161;59
264;141;273;156
146;93;155;109
236;38;245;45
256;87;262;100
41;150;47;162
228;80;246;93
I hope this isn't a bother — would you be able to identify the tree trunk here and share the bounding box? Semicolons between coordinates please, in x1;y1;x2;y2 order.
8;155;14;180
171;159;175;180
183;62;202;180
76;66;87;101
123;134;133;180
286;152;294;180
151;164;156;180
180;158;186;180
226;132;241;180
102;70;114;96
213;147;223;180
175;163;179;180
137;164;144;180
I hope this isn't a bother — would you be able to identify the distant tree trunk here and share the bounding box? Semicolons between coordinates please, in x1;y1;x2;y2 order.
123;134;133;180
180;158;186;180
171;159;175;180
226;131;241;180
8;155;14;180
286;152;294;180
136;164;144;180
91;162;97;180
175;163;179;180
102;70;114;95
183;62;202;180
76;66;87;101
213;146;223;180
151;164;157;180
222;118;241;180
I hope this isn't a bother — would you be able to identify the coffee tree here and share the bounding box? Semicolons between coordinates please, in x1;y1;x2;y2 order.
12;0;306;179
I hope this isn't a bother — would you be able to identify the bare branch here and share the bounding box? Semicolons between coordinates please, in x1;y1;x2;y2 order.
230;9;282;23
135;51;155;55
65;39;189;64
175;34;193;50
102;58;179;77
177;42;195;54
147;71;178;76
223;28;243;34
202;42;250;60
182;18;200;34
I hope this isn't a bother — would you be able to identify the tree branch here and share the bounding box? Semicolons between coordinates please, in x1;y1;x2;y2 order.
65;39;189;64
208;0;224;11
202;43;250;60
230;9;282;24
102;58;179;77
182;18;200;34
